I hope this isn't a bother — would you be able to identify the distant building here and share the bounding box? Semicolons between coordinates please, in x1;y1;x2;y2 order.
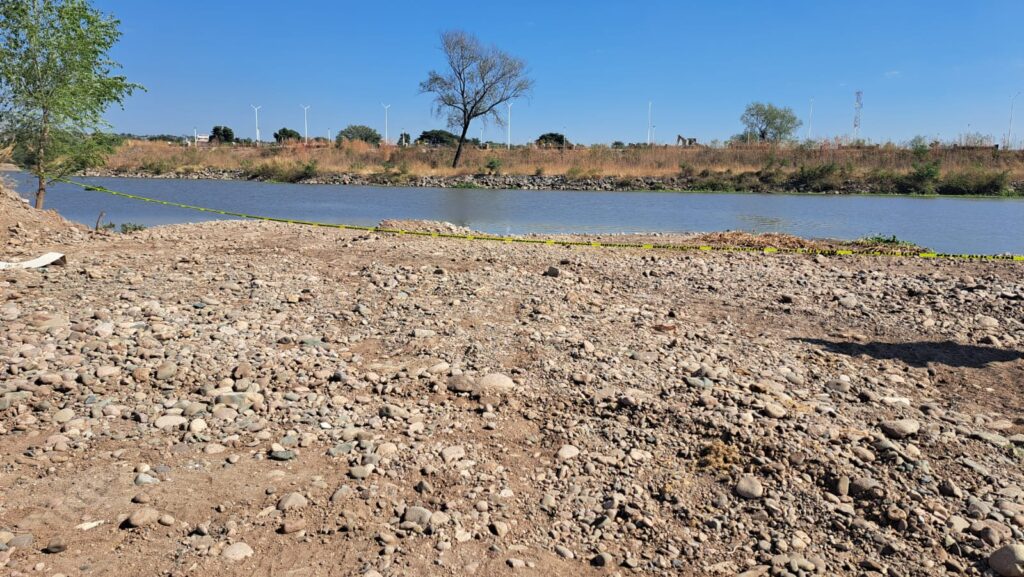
189;134;210;147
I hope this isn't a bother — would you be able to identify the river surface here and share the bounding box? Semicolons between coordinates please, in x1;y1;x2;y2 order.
7;173;1024;254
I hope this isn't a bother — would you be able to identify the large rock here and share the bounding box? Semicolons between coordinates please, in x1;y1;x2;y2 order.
736;476;764;499
990;544;1024;577
476;373;515;394
880;419;920;439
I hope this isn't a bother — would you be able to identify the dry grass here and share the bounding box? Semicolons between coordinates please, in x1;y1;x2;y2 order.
105;139;1024;180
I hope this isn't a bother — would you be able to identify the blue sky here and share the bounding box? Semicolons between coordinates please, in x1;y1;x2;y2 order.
95;0;1024;145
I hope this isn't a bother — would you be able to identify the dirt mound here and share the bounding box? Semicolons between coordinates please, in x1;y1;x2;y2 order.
0;178;87;253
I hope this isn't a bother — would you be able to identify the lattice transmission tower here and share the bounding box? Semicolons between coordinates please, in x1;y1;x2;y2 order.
853;91;863;140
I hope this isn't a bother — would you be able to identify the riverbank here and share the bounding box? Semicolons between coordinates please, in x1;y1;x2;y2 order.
3;184;1024;576
84;166;1024;196
96;140;1024;196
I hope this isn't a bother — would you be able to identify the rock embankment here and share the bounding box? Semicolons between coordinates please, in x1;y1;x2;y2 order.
2;185;1024;575
83;167;1024;195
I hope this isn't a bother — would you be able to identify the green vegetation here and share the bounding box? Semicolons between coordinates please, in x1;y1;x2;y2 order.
484;157;501;175
397;132;411;146
336;125;381;146
788;163;841;192
273;127;301;144
245;160;318;183
536;133;569;148
420;30;532;167
936;168;1010;196
737;102;802;143
119;222;146;233
858;234;915;247
211;125;234;144
415;129;459;146
0;0;142;208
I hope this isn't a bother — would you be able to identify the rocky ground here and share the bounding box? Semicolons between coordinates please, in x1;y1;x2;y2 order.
2;185;1024;577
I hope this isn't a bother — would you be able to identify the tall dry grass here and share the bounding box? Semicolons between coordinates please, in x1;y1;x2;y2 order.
105;139;1024;180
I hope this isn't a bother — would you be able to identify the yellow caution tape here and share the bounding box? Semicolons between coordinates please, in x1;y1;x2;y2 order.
58;178;1023;262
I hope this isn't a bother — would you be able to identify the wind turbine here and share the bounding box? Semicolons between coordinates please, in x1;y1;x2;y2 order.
381;103;391;145
1009;92;1021;150
251;105;261;147
647;101;652;145
301;105;310;145
808;98;814;140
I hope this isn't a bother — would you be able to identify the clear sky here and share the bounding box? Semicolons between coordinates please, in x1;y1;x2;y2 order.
95;0;1024;145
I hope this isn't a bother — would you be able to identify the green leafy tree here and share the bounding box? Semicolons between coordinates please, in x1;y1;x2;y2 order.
336;125;381;146
420;30;533;168
415;129;459;146
397;132;411;146
739;102;802;143
536;133;568;148
0;0;142;208
273;127;301;143
211;125;234;144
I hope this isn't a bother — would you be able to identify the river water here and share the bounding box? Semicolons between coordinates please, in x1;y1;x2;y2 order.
6;173;1023;254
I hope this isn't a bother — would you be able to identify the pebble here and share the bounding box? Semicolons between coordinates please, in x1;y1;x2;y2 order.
126;507;160;528
221;542;254;561
736;476;764;499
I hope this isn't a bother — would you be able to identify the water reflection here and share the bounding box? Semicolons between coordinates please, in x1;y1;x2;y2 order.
5;172;1023;255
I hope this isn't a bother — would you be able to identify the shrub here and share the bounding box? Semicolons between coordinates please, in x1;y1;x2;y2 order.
484;157;502;175
898;142;940;194
936;168;1010;196
788;163;841;192
120;222;146;233
678;162;695;178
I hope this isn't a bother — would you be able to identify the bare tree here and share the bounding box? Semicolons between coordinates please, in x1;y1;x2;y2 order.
420;31;532;168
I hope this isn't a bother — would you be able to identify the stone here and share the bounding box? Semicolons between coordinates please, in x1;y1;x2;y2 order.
154;415;187;430
277;492;308;512
53;408;74;423
126;507;160;528
736;476;764;499
989;544;1024;577
222;542;254;561
403;506;432;527
42;537;66;554
880;419;920;439
155;361;177;380
441;445;466;463
477;373;515;394
556;445;580;460
763;402;787;419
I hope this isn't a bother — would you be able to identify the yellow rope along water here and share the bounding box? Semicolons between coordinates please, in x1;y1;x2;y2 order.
58;178;1024;262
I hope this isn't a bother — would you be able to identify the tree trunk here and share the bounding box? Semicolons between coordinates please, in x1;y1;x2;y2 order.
452;122;471;168
35;175;46;209
35;108;49;209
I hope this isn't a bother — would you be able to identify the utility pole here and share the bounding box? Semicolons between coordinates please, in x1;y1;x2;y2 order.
328;128;332;143
251;105;261;147
301;105;310;145
647;101;652;145
507;102;512;150
381;103;391;145
193;127;197;147
1009;92;1021;150
807;98;814;140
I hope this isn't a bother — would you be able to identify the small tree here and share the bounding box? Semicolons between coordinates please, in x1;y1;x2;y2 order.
536;133;568;148
273;127;301;143
397;132;411;146
420;30;532;168
0;0;142;208
416;129;459;147
740;102;802;143
336;125;381;146
211;125;234;144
